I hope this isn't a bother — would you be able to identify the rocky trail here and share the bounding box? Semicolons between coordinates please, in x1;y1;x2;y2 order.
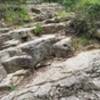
0;3;100;100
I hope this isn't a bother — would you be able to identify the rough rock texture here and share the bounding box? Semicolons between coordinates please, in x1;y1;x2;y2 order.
95;29;100;38
29;3;64;21
2;55;33;73
0;47;25;63
53;37;72;57
0;34;12;50
7;28;34;42
18;35;60;67
41;23;66;34
0;35;71;73
0;28;10;33
0;3;100;100
0;69;30;90
1;50;100;100
3;40;20;49
8;23;66;38
0;64;7;82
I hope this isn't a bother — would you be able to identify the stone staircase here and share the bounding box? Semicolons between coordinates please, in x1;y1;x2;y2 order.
0;3;71;81
0;3;100;100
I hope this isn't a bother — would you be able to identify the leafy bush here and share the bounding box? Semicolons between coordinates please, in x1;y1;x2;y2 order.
62;0;79;10
66;0;100;20
62;0;100;37
0;0;27;4
70;15;96;37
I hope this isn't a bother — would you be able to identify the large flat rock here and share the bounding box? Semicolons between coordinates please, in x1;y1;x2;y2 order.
1;49;100;100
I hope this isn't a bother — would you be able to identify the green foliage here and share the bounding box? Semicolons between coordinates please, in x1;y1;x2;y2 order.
45;0;100;21
63;0;79;10
9;84;16;91
55;10;75;23
0;0;30;25
34;24;44;35
70;15;96;36
76;36;90;46
43;0;100;20
56;11;68;19
4;7;30;25
42;0;61;3
62;0;100;37
72;35;91;50
0;0;27;4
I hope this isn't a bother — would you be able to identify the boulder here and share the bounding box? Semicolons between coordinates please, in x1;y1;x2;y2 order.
0;35;62;73
1;50;100;100
2;55;33;73
53;37;73;57
18;35;59;67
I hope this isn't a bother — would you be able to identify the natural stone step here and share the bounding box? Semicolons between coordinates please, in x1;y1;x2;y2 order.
0;34;12;44
0;28;11;34
2;39;20;50
0;34;12;50
0;47;25;62
2;55;33;73
8;23;66;37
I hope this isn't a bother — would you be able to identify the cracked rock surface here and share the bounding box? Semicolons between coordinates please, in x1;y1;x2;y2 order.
1;50;100;100
0;3;100;100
